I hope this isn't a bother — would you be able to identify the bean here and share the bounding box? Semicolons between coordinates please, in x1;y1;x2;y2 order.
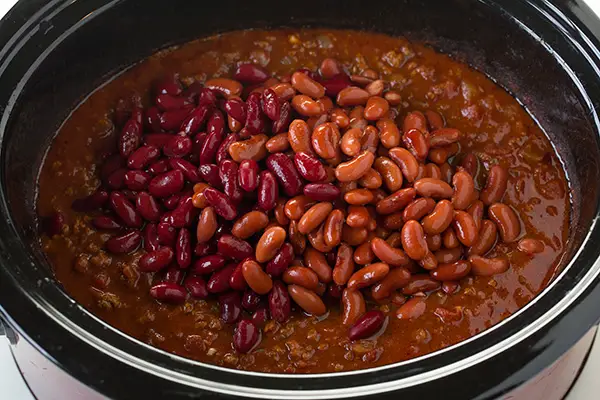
269;280;292;322
335;150;375;182
231;211;269;239
170;196;195;228
366;79;385;97
341;289;366;325
352;240;374;265
425;110;445;130
266;153;304;197
292;95;324;116
371;267;412;300
180;105;211;136
333;243;355;285
312;123;340;160
92;215;122;230
435;247;463;264
452;170;475;210
373;156;403;192
233;319;260;354
341;224;369;246
149;282;187;304
218;235;253;261
148;170;185;199
319;58;342;78
346;206;370;228
229;263;248;292
357;168;383;189
234;63;269;83
360;125;380;152
466;200;485;231
256;226;287;263
196;207;217;243
288;284;326;316
157;221;177;246
401;220;428;260
139;247;174;272
481;165;509;205
403;129;429;161
419;251;439;270
283;266;319;290
291;71;325;98
348;310;385;340
208;264;237;293
461;153;480;177
336;86;369;106
106;231;142;254
284;195;315;220
219;291;242;324
241;260;273;295
396;297;426;320
273;101;293;134
488;203;521;243
266;133;290;153
288;119;314;155
430;128;460;147
240;289;261;311
468;220;498;256
344;188;375;205
431;260;471;281
422;200;454;235
453;211;479;246
347;262;390;290
388;147;419;182
402;274;441;295
109;192;142;228
271;82;296;101
262;88;281;121
184;275;209;299
374;118;400;149
403;198;436;222
204;187;237;220
376;187;416;215
442;228;460;249
304;247;333;283
426;233;442;252
403;111;427;133
298;202;333;234
518;238;545;254
370;237;411;267
266;242;294;277
198;164;221;188
228;134;268;162
119;110;143;157
364;97;389;121
322;73;352;97
414;178;453;199
428;147;448;165
143;223;160;252
340;127;362;157
308;223;336;252
175;228;192;268
469;255;510;276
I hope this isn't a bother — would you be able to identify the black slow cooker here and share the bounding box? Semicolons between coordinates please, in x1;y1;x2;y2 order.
2;0;600;398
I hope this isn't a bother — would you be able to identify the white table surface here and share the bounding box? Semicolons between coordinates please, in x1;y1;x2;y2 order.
2;0;600;399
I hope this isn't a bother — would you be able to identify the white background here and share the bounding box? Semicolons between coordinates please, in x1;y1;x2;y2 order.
2;0;600;398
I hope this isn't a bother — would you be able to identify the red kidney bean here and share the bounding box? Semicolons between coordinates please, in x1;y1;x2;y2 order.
233;319;260;353
272;101;292;134
156;94;191;111
453;211;479;247
234;63;269;83
218;235;253;260
262;88;281;121
194;241;216;257
163;195;180;210
469;255;510;276
396;297;426;320
238;160;259;192
481;165;508;205
422;200;454;235
157;221;177;246
143;223;160;252
124;170;151;191
219;291;242;323
403;128;429;161
241;289;261;312
71;189;109;212
198;164;221;188
160;107;192;131
148;170;184;198
92;216;122;230
184;275;209;299
199;130;223;166
119;109;143;157
323;73;352;97
303;183;340;202
105;231;141;254
245;92;267;135
176;228;192;268
148;159;170;175
348;310;385;340
106;168;127;189
108;192;142;228
170;196;195;228
149;282;187;304
294;152;327;182
208;263;237;293
166;158;199;183
266;242;294;277
143;133;173;148
269;280;291;322
163;266;184;284
266;153;304;197
229;262;248;291
155;75;182;96
488;203;521;243
145;106;162;132
215;133;239;165
193;254;226;275
219;159;243;204
518;238;545;254
139;247;174;272
251;304;269;328
431;260;471;281
402;274;441;295
224;98;247;123
258;170;278;211
127;145;160;170
203;187;238;220
163;135;192;158
179;105;211;136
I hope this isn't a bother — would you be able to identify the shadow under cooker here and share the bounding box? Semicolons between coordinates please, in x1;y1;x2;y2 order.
1;0;600;399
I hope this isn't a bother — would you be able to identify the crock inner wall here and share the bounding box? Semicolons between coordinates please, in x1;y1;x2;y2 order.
0;0;598;395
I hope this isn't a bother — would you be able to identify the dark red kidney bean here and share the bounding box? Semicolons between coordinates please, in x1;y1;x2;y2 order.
348;310;385;340
148;170;184;198
168;158;200;183
71;189;109;212
120;189;139;202
180;105;210;136
216;133;240;165
124;170;151;191
155;94;191;111
199;130;224;166
258;170;278;211
234;63;269;83
251;304;269;328
207;108;225;138
127;145;160;169
109;192;142;228
219;159;243;204
92;216;122;230
106;168;127;189
105;231;141;254
229;262;248;291
163;266;185;284
160;107;192;131
272;101;292;134
190;132;208;164
194;241;217;257
170;196;196;228
162;195;180;210
155;75;182;96
219;291;242;323
203;187;238;220
119;108;143;157
139;247;174;272
143;223;160;252
184;84;217;105
157;221;177;246
266;242;294;276
294;152;327;182
198;164;222;188
193;254;226;274
149;282;187;304
176;228;192;269
266;153;304;197
145;106;162;132
262;88;281;121
233;319;259;353
245;92;267;135
208;264;237;293
143;133;172;148
238;160;259;192
218;235;253;260
242;289;261;311
224;98;247;122
148;159;170;175
303;183;340;202
322;73;351;97
163;135;192;158
269;280;291;322
184;275;209;299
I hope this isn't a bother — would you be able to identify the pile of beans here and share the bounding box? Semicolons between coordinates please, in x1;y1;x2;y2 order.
64;58;544;354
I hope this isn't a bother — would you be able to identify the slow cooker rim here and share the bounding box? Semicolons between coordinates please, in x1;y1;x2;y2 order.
1;0;600;398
